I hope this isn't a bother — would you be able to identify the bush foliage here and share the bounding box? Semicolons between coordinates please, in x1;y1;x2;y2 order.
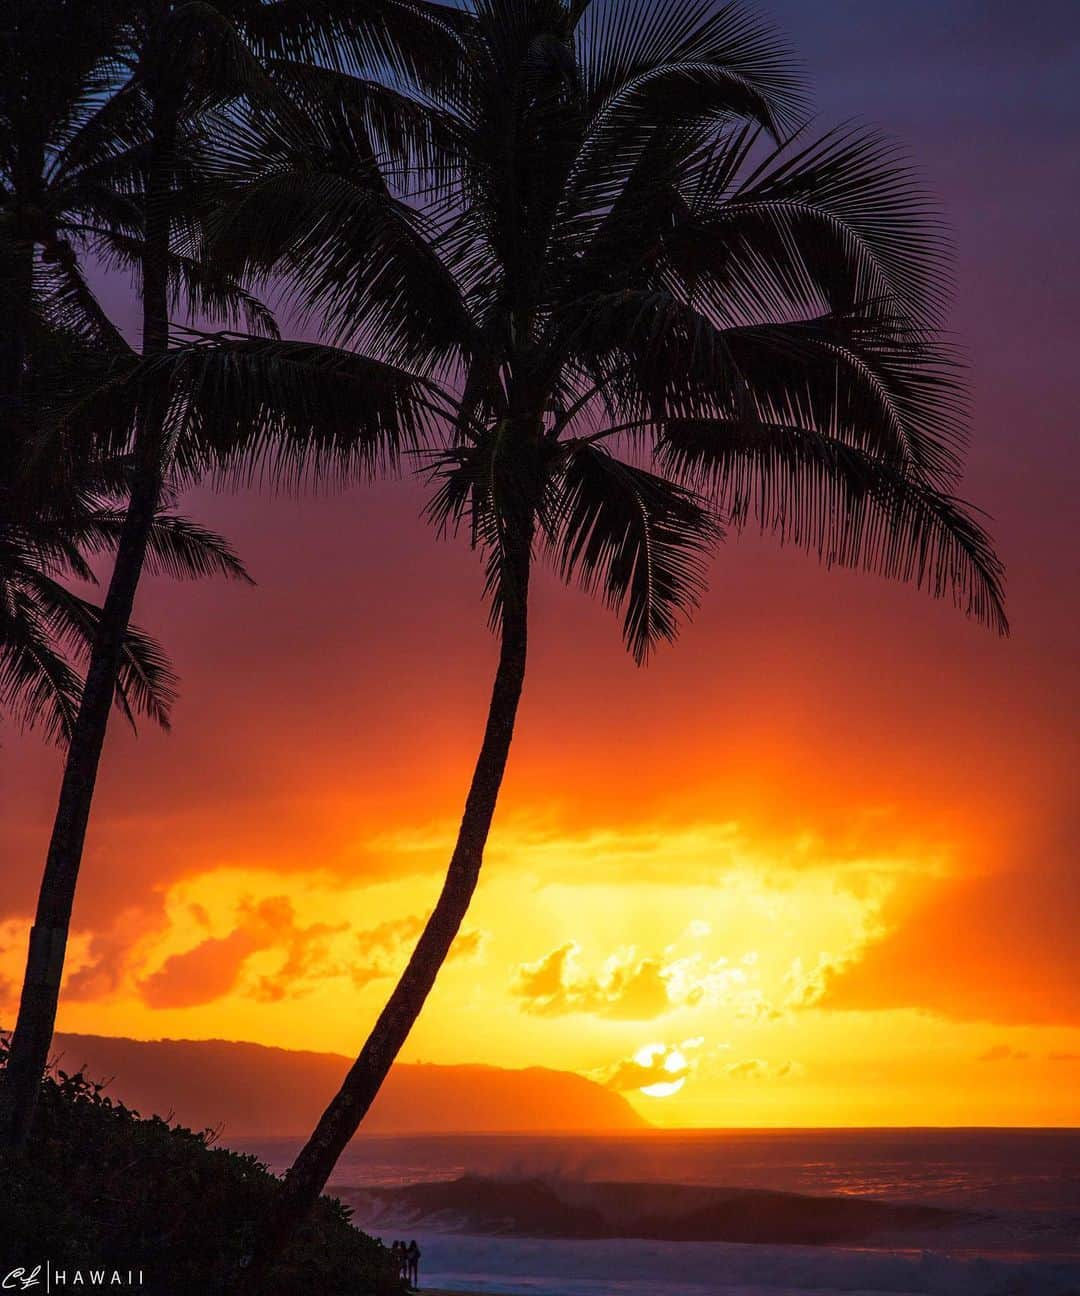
0;1040;402;1294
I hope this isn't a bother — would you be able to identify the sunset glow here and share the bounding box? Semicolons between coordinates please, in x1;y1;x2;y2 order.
2;0;1078;1138
3;558;1078;1129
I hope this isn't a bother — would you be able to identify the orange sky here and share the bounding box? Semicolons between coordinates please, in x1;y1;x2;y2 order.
2;2;1078;1127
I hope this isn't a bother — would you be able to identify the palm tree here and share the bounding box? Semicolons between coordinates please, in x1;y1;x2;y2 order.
0;351;252;744
0;0;256;1149
0;0;255;741
225;0;1005;1271
0;0;462;1150
1;92;250;743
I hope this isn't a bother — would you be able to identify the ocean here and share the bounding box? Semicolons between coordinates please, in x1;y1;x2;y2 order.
238;1129;1080;1295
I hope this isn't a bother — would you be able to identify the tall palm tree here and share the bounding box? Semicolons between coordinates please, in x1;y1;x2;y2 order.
0;0;462;1150
0;0;261;1150
226;0;1005;1271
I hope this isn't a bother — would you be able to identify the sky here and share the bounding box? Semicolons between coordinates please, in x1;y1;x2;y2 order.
2;1;1079;1128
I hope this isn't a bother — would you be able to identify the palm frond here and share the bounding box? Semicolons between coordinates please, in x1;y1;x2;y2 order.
672;123;953;328
206;87;471;368
138;334;445;490
110;618;178;733
74;509;253;584
657;417;1007;632
21;572;179;732
550;440;720;661
0;591;84;743
574;0;804;132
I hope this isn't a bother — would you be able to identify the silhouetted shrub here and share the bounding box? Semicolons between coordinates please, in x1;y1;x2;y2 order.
0;1039;402;1294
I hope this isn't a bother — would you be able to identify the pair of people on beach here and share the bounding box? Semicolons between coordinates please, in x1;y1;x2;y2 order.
390;1238;421;1287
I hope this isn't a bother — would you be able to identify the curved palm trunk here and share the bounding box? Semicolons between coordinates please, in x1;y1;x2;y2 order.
243;531;531;1280
1;109;174;1154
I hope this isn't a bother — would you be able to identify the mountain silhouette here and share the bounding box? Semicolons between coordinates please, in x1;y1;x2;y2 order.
47;1033;647;1136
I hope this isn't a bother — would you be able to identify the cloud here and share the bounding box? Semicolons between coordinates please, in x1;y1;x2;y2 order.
978;1044;1030;1063
603;1038;705;1092
64;902;170;1003
449;928;488;963
349;915;426;989
725;1058;805;1082
605;1052;684;1092
725;1058;769;1081
815;817;1080;1026
0;925;23;1017
140;928;260;1010
454;818;922;893
138;896;343;1010
512;944;670;1020
355;915;426;957
783;953;852;1010
249;915;346;1003
72;894;489;1010
350;916;486;990
512;942;768;1021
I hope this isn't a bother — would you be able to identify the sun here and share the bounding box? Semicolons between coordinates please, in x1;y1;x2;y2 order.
638;1046;689;1099
640;1076;687;1098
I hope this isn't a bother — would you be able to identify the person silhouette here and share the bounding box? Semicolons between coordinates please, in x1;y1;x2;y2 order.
391;1240;407;1280
406;1239;421;1288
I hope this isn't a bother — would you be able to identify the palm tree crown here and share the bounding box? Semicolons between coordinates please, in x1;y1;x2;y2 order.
224;0;1004;652
0;0;253;742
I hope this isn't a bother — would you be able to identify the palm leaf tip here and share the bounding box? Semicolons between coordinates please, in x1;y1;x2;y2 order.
657;419;1008;636
553;443;722;664
0;590;182;743
0;615;84;745
145;514;255;585
114;621;179;734
575;0;808;138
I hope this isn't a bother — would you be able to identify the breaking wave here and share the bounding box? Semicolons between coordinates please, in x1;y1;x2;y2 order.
352;1175;971;1245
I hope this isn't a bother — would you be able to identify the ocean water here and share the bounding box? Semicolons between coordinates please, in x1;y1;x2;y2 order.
238;1130;1080;1295
370;1234;1080;1296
